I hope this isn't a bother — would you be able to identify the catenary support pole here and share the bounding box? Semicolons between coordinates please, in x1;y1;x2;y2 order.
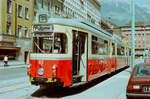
131;0;135;69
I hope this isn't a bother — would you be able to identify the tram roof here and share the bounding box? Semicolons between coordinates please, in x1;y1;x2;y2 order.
33;18;122;43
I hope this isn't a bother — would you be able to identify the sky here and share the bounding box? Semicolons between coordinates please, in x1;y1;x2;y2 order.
98;0;150;25
136;0;149;4
99;0;150;5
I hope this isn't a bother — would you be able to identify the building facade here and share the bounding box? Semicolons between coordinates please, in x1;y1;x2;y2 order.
33;0;101;26
0;0;34;63
120;22;150;57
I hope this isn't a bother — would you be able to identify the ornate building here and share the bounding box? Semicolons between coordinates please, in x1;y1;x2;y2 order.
33;0;101;26
0;0;34;63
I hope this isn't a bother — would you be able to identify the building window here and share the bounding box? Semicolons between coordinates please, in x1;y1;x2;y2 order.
41;0;44;8
7;0;12;14
34;0;37;5
48;0;50;11
87;14;91;22
39;14;47;23
147;33;149;40
6;23;11;35
55;5;60;15
18;5;22;17
24;27;28;38
25;7;29;19
18;25;22;37
34;11;37;21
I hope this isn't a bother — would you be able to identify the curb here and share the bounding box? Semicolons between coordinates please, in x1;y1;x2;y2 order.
0;65;27;70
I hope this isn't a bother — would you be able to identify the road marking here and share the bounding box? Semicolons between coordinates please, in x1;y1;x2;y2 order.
0;65;26;70
0;77;29;88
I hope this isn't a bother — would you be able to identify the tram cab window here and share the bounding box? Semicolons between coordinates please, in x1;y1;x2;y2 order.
33;33;68;54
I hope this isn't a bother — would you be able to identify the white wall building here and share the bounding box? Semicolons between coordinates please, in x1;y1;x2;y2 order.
33;0;101;26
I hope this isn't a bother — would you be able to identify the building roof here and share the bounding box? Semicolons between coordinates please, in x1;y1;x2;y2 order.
120;21;150;28
101;19;122;36
93;0;101;7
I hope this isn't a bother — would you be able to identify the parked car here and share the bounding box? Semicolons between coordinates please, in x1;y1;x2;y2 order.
126;63;150;99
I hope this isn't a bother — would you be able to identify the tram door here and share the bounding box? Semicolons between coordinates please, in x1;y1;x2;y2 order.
72;30;88;83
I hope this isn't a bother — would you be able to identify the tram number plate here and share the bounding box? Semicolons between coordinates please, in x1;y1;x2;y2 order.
143;86;150;92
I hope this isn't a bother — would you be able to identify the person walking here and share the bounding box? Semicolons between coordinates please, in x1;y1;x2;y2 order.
4;55;8;66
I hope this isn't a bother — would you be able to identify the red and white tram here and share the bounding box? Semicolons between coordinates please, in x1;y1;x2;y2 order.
28;18;131;87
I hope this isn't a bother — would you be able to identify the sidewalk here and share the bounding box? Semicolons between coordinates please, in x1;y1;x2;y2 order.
0;60;27;69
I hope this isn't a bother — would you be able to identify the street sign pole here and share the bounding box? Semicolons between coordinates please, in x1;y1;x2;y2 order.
131;0;135;69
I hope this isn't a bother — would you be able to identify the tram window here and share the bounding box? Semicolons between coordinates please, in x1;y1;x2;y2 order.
117;46;124;56
112;43;115;55
129;49;131;56
98;38;108;55
92;36;99;54
33;33;68;54
52;33;68;54
121;47;125;55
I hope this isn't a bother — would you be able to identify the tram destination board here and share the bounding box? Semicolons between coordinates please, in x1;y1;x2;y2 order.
33;25;53;32
33;33;53;37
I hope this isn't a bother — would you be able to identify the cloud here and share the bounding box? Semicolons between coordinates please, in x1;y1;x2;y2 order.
100;0;150;26
139;1;150;14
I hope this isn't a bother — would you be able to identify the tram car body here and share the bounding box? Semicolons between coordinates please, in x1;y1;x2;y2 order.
28;18;131;87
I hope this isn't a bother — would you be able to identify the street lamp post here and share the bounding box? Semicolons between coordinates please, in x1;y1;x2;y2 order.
131;0;135;69
143;25;146;58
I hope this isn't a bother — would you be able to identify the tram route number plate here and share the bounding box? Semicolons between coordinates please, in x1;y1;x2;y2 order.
143;86;150;92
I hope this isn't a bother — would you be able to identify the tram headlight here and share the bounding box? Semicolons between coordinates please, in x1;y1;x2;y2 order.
38;68;44;75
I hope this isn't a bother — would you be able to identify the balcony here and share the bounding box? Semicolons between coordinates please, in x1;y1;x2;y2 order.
0;34;16;43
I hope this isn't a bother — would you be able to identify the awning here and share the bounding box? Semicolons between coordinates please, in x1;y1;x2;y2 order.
0;46;21;50
135;53;143;55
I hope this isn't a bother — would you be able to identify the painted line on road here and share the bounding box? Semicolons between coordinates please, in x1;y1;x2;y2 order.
0;77;29;88
115;75;130;79
96;69;131;88
0;82;31;94
96;76;118;88
0;65;26;70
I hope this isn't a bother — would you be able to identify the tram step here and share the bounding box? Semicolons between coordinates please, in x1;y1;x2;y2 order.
73;75;83;83
72;81;86;87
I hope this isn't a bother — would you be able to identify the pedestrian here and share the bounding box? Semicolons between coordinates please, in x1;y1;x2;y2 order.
4;55;8;66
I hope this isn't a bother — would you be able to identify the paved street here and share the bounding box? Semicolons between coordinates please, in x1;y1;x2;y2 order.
0;67;26;80
0;66;131;99
62;68;130;99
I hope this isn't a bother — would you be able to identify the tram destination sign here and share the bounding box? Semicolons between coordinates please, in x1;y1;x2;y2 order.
33;33;52;37
33;25;53;32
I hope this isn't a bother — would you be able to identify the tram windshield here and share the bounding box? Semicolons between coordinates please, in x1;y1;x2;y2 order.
33;32;68;54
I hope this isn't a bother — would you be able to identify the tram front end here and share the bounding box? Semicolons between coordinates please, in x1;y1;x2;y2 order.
28;24;72;87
